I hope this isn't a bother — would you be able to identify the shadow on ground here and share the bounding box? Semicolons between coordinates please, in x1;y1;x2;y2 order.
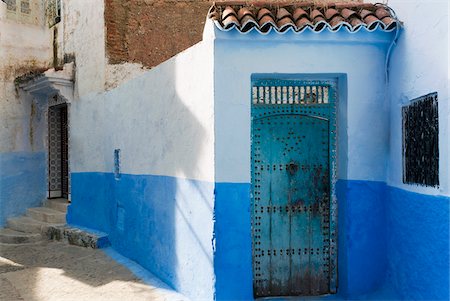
0;241;187;301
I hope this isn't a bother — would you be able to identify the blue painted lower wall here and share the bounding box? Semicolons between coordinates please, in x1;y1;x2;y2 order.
68;172;215;300
386;186;450;300
213;180;390;300
214;182;253;300
68;174;449;300
213;180;449;300
336;180;388;298
0;151;46;226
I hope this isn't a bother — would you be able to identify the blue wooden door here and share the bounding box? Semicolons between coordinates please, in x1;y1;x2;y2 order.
251;79;337;297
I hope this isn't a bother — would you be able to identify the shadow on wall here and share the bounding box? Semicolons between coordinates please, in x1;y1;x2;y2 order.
67;42;215;300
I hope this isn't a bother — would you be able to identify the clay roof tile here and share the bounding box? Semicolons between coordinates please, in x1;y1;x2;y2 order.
277;7;292;20
258;14;276;32
329;15;345;28
292;8;308;22
310;9;324;21
257;8;274;21
222;14;240;29
241;14;258;32
295;17;313;30
375;7;391;20
324;8;340;21
359;9;375;20
277;16;295;31
340;8;357;20
237;7;254;21
209;2;399;33
222;6;237;21
364;14;380;27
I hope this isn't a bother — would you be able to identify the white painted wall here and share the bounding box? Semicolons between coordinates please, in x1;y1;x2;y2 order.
58;0;105;97
0;1;52;153
70;41;215;182
213;27;395;183
387;0;449;196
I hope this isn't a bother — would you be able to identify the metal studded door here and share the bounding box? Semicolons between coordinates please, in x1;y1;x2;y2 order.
251;79;337;297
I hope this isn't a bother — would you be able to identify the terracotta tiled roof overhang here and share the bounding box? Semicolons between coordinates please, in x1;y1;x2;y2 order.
208;1;400;33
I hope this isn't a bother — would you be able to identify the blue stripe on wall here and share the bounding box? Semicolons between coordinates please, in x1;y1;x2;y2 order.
68;174;449;300
336;180;388;298
387;186;450;300
214;182;253;300
213;180;449;300
0;152;46;226
68;172;215;301
214;180;391;300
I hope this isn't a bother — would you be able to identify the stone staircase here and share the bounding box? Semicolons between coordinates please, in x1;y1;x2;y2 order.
1;198;110;249
0;198;69;245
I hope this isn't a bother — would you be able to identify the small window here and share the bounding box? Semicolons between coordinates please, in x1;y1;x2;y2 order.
46;0;61;27
3;0;17;11
20;0;30;14
402;92;439;187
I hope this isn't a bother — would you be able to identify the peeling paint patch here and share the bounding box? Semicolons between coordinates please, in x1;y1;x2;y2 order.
105;63;147;90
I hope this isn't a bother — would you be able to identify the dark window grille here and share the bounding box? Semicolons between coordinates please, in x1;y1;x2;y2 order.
402;92;439;187
20;0;30;14
3;0;16;11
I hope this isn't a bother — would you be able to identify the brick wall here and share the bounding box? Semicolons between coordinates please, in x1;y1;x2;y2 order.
105;0;211;67
105;0;362;68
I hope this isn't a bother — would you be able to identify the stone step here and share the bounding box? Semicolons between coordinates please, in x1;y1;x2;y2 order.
0;228;42;244
27;207;66;224
44;198;70;213
46;225;110;249
7;216;64;234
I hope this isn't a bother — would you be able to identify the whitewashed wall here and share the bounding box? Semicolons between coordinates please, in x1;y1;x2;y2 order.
0;1;51;224
213;28;395;183
0;1;52;153
68;38;215;300
387;0;449;196
59;0;106;97
70;40;215;182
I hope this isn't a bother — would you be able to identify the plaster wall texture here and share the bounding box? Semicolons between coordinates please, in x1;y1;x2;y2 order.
68;41;215;300
1;0;44;26
214;29;394;184
387;0;449;197
0;2;51;225
0;2;52;153
105;62;148;91
70;40;214;181
383;1;450;299
59;0;106;97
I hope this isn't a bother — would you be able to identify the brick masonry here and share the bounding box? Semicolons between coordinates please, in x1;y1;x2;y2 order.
104;0;362;68
105;0;212;67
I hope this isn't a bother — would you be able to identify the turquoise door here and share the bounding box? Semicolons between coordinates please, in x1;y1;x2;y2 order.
251;79;337;297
